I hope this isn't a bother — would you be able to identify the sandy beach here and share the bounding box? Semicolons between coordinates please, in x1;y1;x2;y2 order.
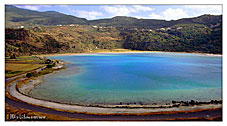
5;51;222;116
36;49;222;58
6;75;222;115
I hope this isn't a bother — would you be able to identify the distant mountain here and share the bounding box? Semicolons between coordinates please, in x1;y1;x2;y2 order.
6;5;222;29
5;5;222;55
5;5;88;27
88;16;168;29
89;15;222;29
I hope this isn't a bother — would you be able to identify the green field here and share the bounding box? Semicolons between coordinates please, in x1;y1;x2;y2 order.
5;56;46;78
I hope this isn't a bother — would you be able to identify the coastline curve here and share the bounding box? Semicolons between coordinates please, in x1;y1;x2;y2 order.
7;77;222;115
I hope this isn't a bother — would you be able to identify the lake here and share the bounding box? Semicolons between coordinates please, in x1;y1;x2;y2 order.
30;52;222;105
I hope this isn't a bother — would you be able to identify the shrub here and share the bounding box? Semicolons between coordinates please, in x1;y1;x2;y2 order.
46;64;54;68
26;72;38;77
26;73;32;78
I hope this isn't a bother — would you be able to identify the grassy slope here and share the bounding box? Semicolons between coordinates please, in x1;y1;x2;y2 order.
5;56;46;78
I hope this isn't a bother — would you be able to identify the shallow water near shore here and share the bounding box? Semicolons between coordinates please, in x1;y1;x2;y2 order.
30;52;222;105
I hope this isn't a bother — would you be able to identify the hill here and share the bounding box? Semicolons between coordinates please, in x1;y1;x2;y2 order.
122;23;222;54
89;15;222;30
6;5;87;27
5;5;222;56
6;5;222;30
5;25;123;56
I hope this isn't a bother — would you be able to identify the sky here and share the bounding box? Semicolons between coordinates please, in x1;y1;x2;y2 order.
15;5;222;20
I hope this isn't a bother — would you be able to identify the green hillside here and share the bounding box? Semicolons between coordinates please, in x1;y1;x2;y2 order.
5;5;222;56
5;25;123;56
6;5;222;29
123;23;222;54
6;5;87;27
89;15;222;30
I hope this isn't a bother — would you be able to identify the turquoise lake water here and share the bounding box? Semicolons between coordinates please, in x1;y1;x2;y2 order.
30;52;222;105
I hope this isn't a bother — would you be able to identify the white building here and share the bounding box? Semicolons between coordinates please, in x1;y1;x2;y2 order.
177;27;183;30
160;28;165;31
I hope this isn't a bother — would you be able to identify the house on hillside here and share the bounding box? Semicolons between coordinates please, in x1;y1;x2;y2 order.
160;28;166;31
177;27;183;30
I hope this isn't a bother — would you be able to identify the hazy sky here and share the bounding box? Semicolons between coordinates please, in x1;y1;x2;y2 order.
15;5;222;20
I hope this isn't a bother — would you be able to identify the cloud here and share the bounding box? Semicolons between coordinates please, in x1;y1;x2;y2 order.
148;13;163;20
101;6;188;20
147;6;221;20
184;5;222;16
133;5;153;12
100;5;134;16
75;10;103;19
100;5;153;17
42;5;53;8
148;8;188;20
162;8;188;20
19;5;40;11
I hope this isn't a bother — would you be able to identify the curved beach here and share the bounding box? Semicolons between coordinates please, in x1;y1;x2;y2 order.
6;52;222;115
7;77;222;114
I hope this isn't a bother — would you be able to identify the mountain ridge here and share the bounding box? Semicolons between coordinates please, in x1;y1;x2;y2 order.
6;5;222;29
6;5;88;27
5;5;222;56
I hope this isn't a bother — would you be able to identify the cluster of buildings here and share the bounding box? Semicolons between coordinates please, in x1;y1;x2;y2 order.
21;23;185;33
17;26;24;29
57;24;79;27
92;25;114;29
156;27;183;31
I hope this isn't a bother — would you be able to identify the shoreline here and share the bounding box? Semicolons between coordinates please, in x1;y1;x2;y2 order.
14;60;222;109
17;76;222;109
18;77;223;109
6;52;222;115
7;72;222;114
7;78;222;114
36;50;222;57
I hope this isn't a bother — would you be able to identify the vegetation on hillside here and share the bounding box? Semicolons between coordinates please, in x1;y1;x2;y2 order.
6;5;222;30
5;25;123;56
123;24;222;54
6;5;87;28
5;5;222;55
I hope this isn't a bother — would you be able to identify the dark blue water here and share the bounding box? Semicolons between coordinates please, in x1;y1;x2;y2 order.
30;52;222;105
